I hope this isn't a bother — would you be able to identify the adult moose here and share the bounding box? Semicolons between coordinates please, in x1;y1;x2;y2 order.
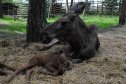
42;2;100;62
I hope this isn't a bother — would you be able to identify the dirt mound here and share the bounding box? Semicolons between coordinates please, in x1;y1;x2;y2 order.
0;26;126;84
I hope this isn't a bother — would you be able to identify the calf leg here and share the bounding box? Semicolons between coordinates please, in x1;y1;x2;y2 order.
5;58;39;83
39;62;59;76
0;69;10;75
25;68;33;83
0;63;15;71
39;68;58;76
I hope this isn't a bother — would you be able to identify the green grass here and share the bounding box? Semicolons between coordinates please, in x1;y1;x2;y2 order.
0;15;119;33
81;15;119;29
0;16;27;33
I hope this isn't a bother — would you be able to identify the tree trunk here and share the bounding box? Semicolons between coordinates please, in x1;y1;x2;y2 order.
27;0;47;42
70;0;73;7
48;0;52;19
66;0;69;13
0;0;3;18
119;0;126;25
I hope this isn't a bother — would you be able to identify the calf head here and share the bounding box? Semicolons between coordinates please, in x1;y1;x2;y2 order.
58;53;70;75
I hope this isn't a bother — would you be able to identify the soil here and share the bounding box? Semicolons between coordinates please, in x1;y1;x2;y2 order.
0;25;126;84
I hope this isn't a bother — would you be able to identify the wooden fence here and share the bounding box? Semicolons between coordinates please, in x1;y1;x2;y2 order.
15;3;28;18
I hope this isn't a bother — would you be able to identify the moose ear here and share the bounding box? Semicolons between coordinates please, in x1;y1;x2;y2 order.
69;2;86;15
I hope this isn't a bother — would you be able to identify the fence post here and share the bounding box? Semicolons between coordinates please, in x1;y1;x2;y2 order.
66;0;69;13
0;0;3;18
119;0;126;25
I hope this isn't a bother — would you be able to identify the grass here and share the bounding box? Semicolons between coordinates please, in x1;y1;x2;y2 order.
0;16;27;33
0;15;119;33
81;15;119;29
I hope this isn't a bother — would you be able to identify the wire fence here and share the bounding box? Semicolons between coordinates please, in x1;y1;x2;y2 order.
51;0;122;15
3;0;122;18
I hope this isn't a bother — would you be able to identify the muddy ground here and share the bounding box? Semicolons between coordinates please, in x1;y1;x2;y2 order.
0;26;126;84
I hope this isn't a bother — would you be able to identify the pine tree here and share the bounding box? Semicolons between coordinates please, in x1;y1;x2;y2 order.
26;0;47;42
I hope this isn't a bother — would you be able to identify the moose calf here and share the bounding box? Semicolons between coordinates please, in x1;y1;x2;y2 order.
5;52;70;83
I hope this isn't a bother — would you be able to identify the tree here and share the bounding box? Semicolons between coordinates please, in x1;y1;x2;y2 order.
70;0;73;7
2;0;13;3
103;0;120;15
66;0;69;13
119;0;126;25
27;0;47;42
0;0;3;18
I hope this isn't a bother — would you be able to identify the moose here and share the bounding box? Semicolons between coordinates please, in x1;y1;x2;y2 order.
5;52;70;83
0;62;15;75
41;3;100;63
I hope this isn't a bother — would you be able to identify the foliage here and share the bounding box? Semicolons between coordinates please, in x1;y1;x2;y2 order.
102;0;120;15
81;15;118;29
2;0;13;3
13;0;22;3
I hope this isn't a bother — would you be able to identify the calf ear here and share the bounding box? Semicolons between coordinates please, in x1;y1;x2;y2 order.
69;2;86;15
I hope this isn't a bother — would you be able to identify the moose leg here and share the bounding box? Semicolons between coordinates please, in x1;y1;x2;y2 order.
79;46;96;60
69;52;83;63
96;38;100;51
0;63;15;71
71;44;96;62
71;59;83;63
41;38;59;51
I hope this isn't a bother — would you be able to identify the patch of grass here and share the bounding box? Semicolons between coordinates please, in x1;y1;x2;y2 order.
81;15;119;29
0;15;119;33
48;15;119;29
0;16;27;33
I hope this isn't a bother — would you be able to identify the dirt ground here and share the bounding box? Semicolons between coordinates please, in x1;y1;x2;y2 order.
0;25;126;84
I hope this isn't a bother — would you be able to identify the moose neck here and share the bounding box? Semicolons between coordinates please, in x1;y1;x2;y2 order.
66;17;90;52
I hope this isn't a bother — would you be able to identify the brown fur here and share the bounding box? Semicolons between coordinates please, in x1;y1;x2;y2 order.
5;53;70;83
42;10;100;63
